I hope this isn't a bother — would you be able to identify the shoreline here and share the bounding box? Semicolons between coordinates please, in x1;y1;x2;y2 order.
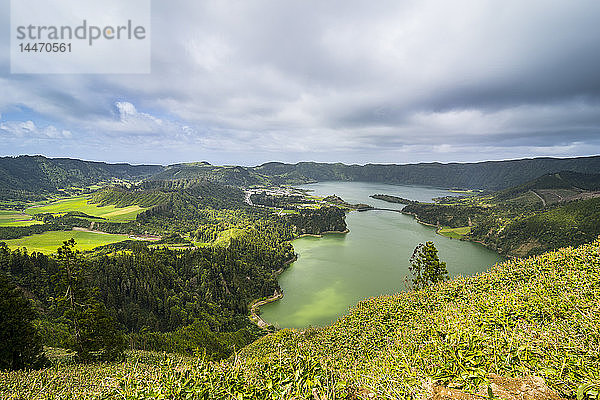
295;228;349;239
247;228;350;330
247;254;297;329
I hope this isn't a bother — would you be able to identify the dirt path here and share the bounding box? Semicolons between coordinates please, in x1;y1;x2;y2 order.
72;227;122;235
530;190;546;207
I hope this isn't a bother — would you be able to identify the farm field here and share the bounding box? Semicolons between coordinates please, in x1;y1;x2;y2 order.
3;230;128;254
438;226;472;239
24;196;146;222
0;210;43;227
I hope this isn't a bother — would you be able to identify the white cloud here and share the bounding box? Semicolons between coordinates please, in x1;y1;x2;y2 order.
0;120;72;139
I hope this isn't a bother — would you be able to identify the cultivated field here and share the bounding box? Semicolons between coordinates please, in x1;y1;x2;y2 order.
3;230;128;254
0;210;43;227
25;196;146;223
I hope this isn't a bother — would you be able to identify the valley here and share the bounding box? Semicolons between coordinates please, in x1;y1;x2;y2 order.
1;155;600;399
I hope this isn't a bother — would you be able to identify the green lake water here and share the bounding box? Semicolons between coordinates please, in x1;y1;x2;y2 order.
260;181;504;329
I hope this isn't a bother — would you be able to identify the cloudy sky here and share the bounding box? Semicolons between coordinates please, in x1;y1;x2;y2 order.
1;0;600;166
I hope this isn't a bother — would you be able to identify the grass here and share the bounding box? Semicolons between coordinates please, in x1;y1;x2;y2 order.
0;210;43;227
238;239;600;399
3;241;600;399
24;196;146;223
438;226;472;239
2;230;128;254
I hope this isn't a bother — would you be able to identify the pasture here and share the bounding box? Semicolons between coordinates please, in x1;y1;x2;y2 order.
24;196;146;223
3;230;128;254
0;210;43;227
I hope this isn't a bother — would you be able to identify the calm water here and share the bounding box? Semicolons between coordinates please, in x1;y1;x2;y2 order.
260;181;503;329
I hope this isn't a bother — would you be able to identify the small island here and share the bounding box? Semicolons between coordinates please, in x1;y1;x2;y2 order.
370;194;419;205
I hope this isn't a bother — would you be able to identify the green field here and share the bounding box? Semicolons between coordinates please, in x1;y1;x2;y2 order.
0;210;43;227
438;225;471;239
25;196;146;223
3;230;128;254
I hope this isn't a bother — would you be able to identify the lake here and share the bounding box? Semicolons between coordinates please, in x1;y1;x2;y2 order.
260;181;504;329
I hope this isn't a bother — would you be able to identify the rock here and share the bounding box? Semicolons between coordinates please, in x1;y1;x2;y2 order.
424;374;566;400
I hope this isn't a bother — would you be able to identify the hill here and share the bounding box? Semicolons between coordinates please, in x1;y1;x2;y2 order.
0;155;163;201
494;170;600;205
252;156;600;190
3;155;600;202
148;162;271;187
3;240;599;399
402;171;600;256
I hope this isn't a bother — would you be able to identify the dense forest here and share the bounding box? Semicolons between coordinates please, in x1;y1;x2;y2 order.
0;172;350;362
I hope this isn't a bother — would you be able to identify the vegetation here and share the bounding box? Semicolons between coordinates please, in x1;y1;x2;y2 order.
403;171;600;257
370;194;418;205
253;156;600;190
408;241;449;289
2;230;128;254
4;155;600;398
285;206;348;235
54;239;126;361
25;196;147;222
0;155;162;201
0;273;49;370
2;240;600;398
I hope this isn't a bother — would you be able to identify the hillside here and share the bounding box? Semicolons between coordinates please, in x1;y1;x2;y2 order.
148;162;272;187
3;240;599;399
494;171;600;205
402;171;600;257
3;155;600;202
0;155;163;201
252;156;600;190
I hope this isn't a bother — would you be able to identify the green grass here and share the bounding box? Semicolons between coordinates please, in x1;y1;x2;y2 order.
438;226;471;239
3;241;599;399
24;196;146;223
0;210;43;227
2;230;128;254
238;240;600;399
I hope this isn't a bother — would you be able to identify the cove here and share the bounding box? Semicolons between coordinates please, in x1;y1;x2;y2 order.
260;181;504;329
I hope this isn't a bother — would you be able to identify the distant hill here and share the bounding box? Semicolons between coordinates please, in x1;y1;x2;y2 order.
403;170;600;256
494;170;600;204
251;156;600;190
0;155;163;201
148;162;271;187
3;155;600;201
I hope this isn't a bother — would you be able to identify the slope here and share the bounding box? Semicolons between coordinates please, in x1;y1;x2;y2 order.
0;155;163;201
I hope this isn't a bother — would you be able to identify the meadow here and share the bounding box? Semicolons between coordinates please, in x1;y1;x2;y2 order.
3;230;128;254
2;240;599;399
0;210;43;227
438;226;471;239
25;196;146;223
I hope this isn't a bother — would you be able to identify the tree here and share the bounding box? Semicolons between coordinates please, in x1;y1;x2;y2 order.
54;239;125;361
408;241;449;290
0;273;49;370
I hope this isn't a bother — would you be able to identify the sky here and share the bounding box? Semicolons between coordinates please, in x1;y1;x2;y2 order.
1;0;600;166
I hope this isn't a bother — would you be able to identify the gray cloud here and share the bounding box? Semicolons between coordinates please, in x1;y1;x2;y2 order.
1;0;600;165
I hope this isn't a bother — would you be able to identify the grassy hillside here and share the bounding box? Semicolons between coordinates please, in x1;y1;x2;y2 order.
403;171;600;257
0;155;163;201
25;196;147;222
2;240;599;399
2;230;128;254
149;163;272;187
